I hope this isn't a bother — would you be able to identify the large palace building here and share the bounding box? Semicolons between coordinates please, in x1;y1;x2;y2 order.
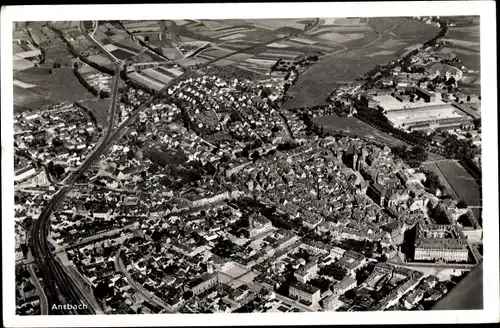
413;224;469;262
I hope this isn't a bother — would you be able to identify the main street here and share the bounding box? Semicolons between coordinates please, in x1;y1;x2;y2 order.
30;19;321;315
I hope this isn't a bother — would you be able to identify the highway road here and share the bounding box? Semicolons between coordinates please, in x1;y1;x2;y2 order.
29;19;321;315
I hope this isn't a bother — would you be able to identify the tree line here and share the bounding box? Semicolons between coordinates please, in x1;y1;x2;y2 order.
423;18;449;48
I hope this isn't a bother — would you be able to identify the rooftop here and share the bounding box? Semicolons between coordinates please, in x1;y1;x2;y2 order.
415;238;468;250
290;281;320;295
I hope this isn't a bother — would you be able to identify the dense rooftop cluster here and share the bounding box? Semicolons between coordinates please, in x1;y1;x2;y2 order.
15;265;41;315
14;17;481;315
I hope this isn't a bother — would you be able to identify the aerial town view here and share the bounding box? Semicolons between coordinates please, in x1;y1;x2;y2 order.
11;14;485;317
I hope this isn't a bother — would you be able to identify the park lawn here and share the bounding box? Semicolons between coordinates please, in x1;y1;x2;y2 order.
435;160;481;206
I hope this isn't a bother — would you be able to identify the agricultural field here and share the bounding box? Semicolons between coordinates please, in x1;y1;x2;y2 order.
141;68;172;84
90;23;163;62
110;48;137;60
366;50;398;57
233;63;269;75
13;58;35;71
87;54;114;66
319;17;365;26
122;20;161;33
12;22;105;112
283;53;393;109
201;47;236;59
442;38;480;51
158;47;183;60
174;57;209;67
51;21;80;30
113;37;144;53
14;23;74;69
13;79;37;89
446;24;480;44
284;17;440;109
460;72;481;86
312;114;407;146
139;66;179;84
164;18;350;76
245;19;309;31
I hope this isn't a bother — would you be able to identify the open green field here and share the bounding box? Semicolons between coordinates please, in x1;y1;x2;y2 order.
14;67;96;112
283;17;440;109
312;114;407;146
457;53;480;71
447;25;480;44
283;52;395;109
422;161;459;199
435;160;481;206
442;21;480;71
367;17;439;39
79;98;111;128
423;159;481;206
